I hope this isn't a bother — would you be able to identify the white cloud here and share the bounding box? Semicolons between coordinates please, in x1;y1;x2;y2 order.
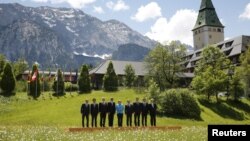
239;3;250;19
93;6;104;14
145;9;198;46
131;2;162;22
106;0;129;11
31;0;96;9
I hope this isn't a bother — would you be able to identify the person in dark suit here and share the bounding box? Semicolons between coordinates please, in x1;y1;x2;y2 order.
99;97;108;127
141;98;149;126
108;98;116;127
133;97;141;126
80;100;90;127
90;98;99;127
125;100;133;127
149;99;157;126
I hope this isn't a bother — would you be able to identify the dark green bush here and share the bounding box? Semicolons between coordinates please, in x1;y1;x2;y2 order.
65;82;78;92
52;69;65;96
161;89;201;119
0;62;16;96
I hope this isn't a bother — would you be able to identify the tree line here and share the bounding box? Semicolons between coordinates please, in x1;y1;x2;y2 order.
0;54;137;99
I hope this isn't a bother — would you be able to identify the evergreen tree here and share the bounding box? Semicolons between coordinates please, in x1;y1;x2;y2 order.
103;61;118;91
29;64;41;99
78;65;91;93
52;69;65;96
124;64;135;87
0;62;16;96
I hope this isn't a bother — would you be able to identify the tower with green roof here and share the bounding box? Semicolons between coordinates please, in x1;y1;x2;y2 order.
192;0;224;50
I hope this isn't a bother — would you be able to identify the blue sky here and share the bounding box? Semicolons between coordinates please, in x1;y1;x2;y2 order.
0;0;250;46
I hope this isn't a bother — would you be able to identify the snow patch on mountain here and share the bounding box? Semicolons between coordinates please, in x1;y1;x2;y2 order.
73;51;111;59
66;26;75;33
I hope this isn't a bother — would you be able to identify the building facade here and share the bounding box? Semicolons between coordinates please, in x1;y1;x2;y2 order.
192;0;224;51
183;0;250;73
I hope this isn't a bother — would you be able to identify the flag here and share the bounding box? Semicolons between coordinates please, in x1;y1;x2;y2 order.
31;70;38;81
41;70;44;81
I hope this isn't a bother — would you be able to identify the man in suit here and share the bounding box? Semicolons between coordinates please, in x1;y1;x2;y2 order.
108;98;116;127
80;99;90;127
149;99;157;126
133;97;141;126
90;98;99;127
99;97;108;127
125;100;133;127
141;98;149;126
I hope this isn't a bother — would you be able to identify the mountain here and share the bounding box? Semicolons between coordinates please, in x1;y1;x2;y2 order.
0;3;156;68
112;43;150;61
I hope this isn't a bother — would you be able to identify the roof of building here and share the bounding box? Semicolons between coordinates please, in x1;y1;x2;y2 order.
193;0;224;30
23;70;78;76
183;35;250;69
89;60;147;76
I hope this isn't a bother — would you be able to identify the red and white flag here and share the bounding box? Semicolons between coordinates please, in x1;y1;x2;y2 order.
32;70;38;81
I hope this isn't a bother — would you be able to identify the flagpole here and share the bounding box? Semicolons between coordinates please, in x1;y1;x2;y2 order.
43;70;45;94
27;70;30;97
70;69;72;96
57;69;59;97
36;70;37;99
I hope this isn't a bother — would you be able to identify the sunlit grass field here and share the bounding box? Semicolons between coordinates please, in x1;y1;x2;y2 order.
0;89;249;140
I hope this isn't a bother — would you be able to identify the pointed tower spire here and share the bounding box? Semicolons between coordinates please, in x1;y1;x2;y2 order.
200;0;214;10
193;0;224;30
192;0;224;50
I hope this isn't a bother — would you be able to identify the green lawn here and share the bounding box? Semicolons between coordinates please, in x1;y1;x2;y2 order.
0;89;249;140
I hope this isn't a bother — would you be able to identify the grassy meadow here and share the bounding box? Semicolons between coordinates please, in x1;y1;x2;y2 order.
0;89;250;140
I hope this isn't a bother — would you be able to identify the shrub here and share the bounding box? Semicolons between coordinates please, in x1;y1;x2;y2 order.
65;82;78;92
161;89;201;119
0;62;16;96
78;65;91;93
29;64;41;99
52;69;65;96
148;79;161;103
16;80;27;92
103;61;118;91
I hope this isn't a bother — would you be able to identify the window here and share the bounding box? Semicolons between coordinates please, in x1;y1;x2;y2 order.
209;35;212;39
208;28;211;31
225;41;233;48
217;44;223;49
195;31;197;35
217;28;222;32
196;52;201;57
213;28;216;32
191;61;196;66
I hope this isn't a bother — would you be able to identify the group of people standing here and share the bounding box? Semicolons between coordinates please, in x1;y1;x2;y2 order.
80;97;157;128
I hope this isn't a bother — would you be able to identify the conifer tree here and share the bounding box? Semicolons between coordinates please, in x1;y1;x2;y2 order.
0;62;16;96
78;65;91;93
103;61;118;91
52;69;65;96
29;64;41;99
